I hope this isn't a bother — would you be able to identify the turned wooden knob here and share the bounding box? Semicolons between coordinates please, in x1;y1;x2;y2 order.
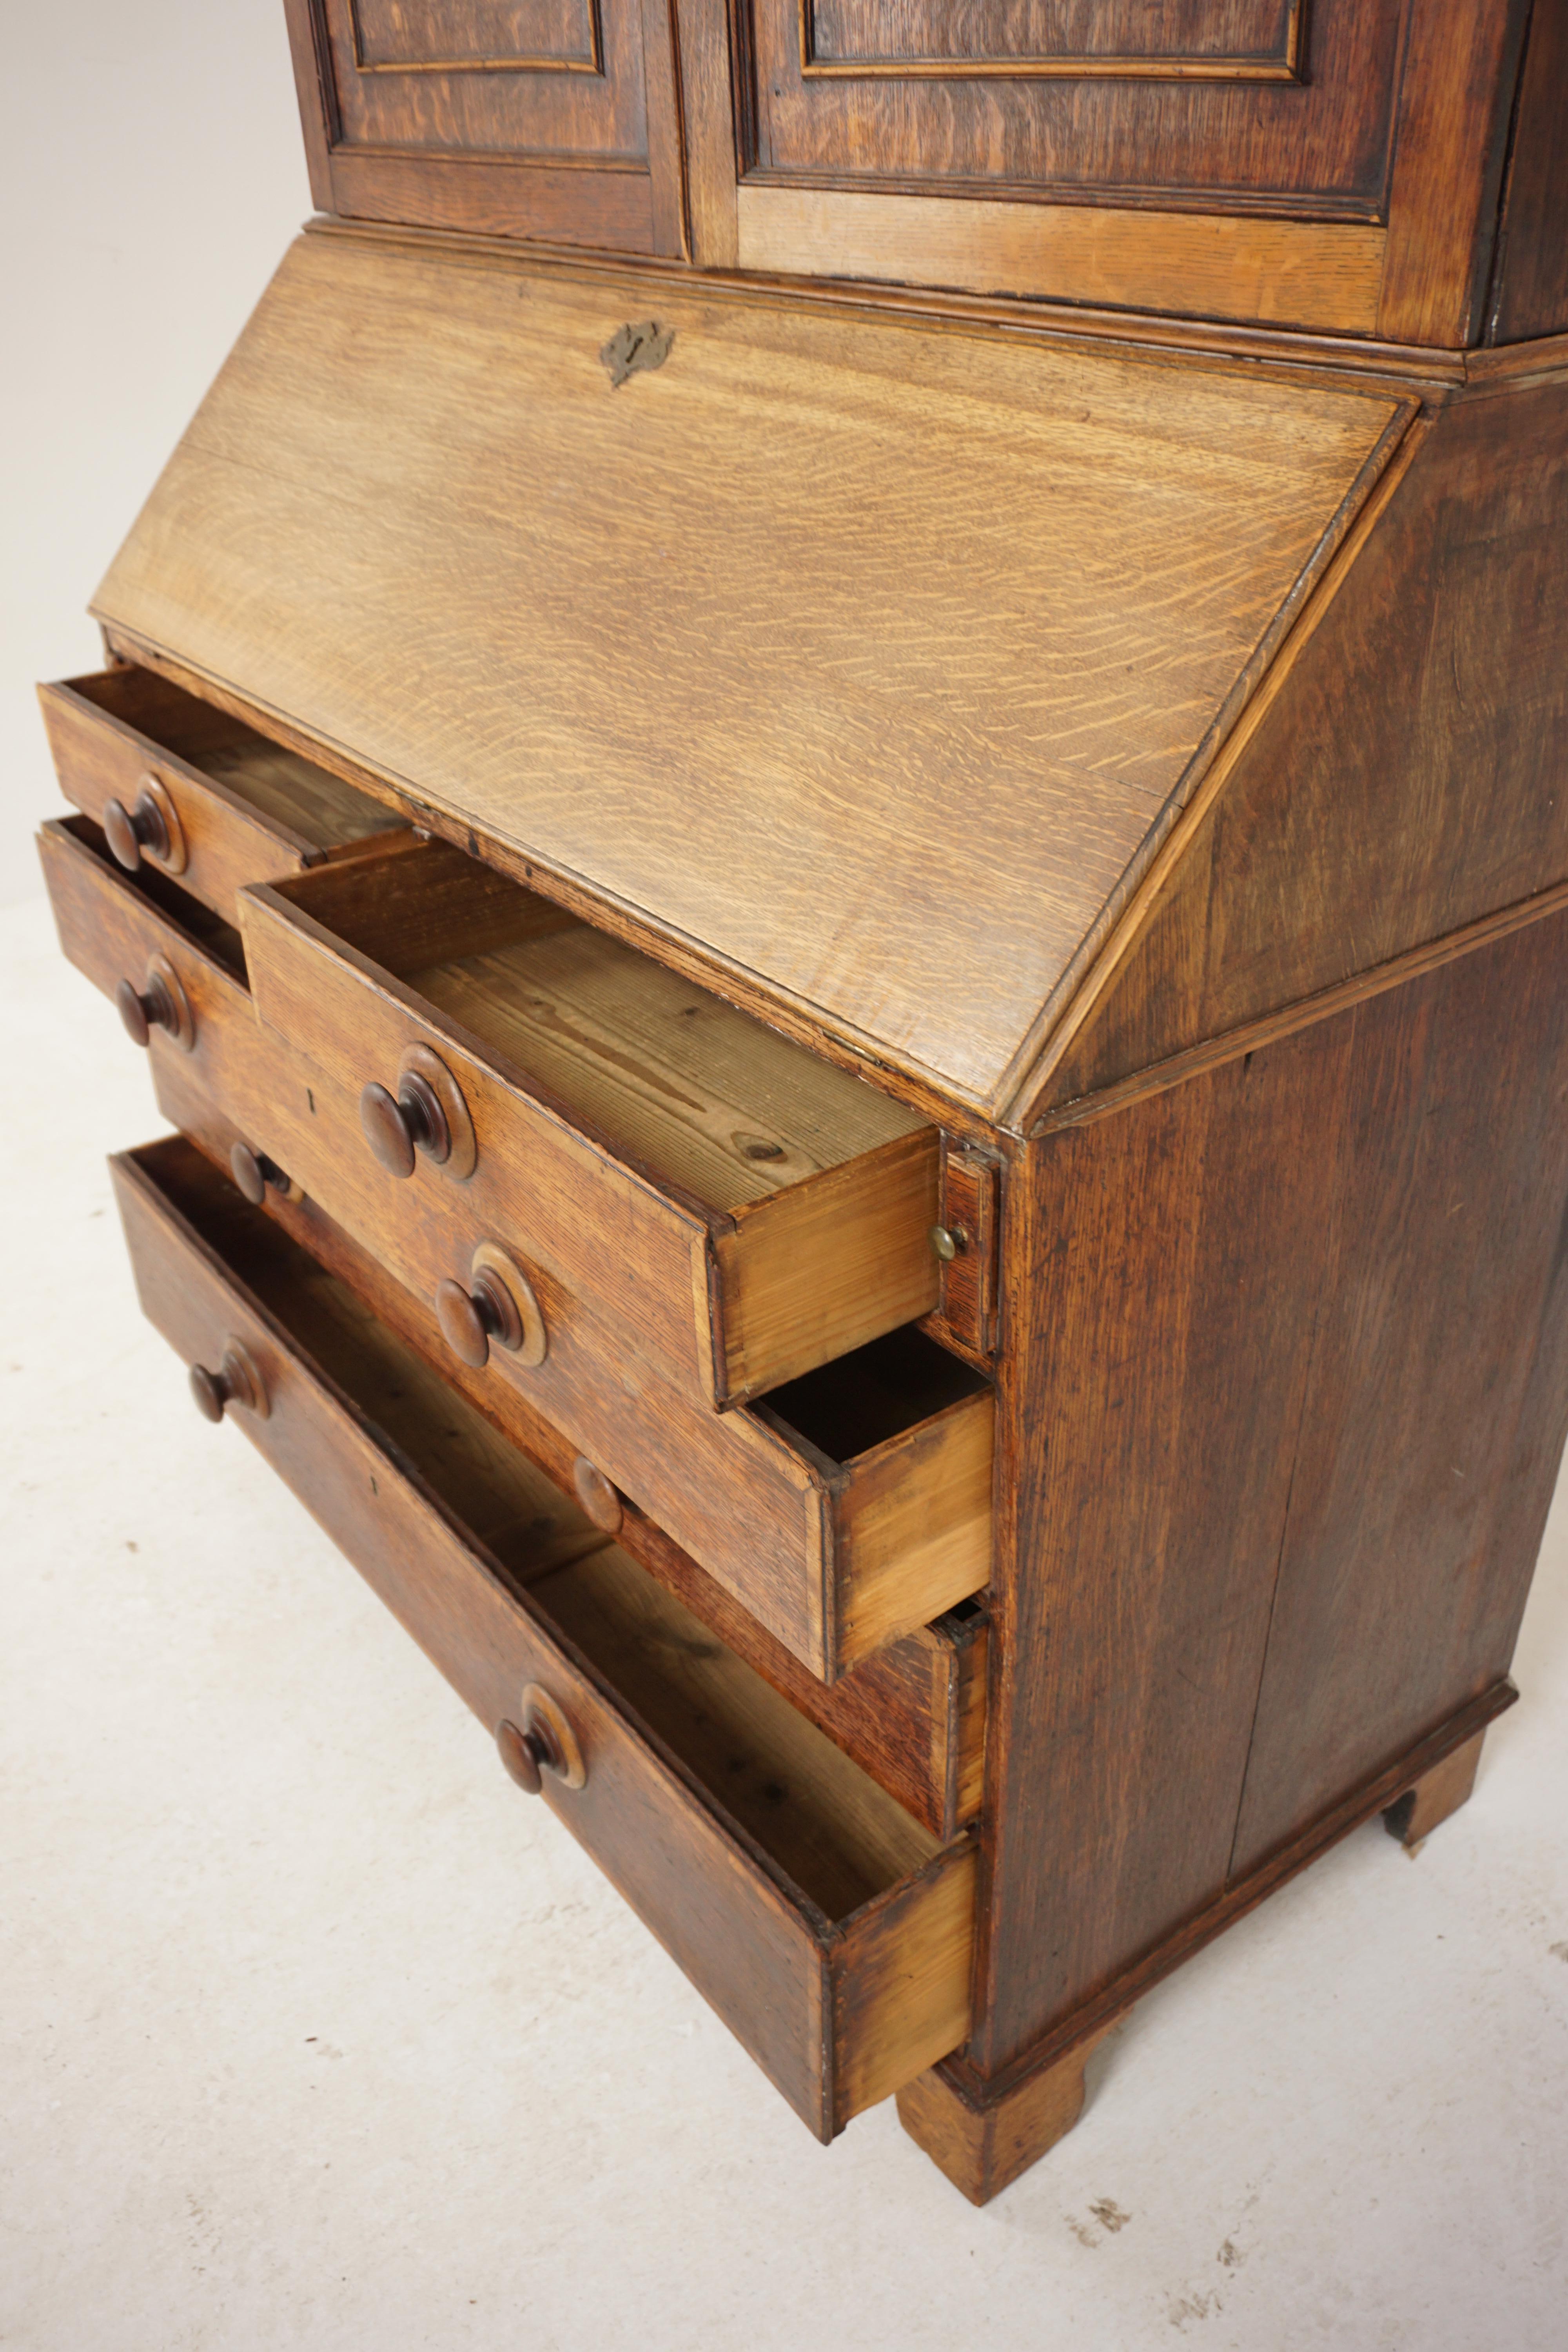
360;1073;450;1177
116;972;180;1048
495;1716;559;1794
102;788;172;870
496;1686;586;1795
189;1341;268;1423
572;1456;624;1534
229;1142;289;1205
436;1267;523;1368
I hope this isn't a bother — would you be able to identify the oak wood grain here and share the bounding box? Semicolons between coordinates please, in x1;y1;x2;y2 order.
111;1137;975;2137
152;1050;991;1836
241;842;939;1406
896;2025;1111;2207
407;913;926;1212
976;910;1568;2072
973;1016;1350;2067
39;668;404;926
735;0;1405;221
298;212;1477;387
1383;1728;1487;1850
736;188;1387;333
1487;0;1568;342
39;819;988;1679
1034;376;1568;1112
1374;0;1528;346
924;1677;1515;2180
283;0;683;254
91;230;1405;1113
1230;915;1568;1870
1030;878;1568;1139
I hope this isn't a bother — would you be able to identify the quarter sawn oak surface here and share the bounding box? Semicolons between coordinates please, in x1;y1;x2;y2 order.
92;231;1407;1111
36;0;1568;2209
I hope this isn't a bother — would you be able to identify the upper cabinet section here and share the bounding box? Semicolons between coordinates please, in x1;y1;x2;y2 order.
283;0;686;252
281;3;1554;347
687;0;1530;342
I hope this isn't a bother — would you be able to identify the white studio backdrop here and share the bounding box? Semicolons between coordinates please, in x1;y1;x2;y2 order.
0;0;310;910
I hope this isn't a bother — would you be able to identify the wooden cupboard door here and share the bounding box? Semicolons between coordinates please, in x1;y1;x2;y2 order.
686;0;1525;342
285;0;686;252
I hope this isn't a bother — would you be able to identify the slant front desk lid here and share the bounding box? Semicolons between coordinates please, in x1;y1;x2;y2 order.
95;231;1410;1126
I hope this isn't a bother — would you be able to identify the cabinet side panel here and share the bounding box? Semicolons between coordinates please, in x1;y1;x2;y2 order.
1047;376;1568;1108
1231;913;1568;1870
973;1019;1353;2069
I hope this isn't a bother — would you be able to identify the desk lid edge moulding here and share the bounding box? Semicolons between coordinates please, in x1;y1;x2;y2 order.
92;231;1412;1125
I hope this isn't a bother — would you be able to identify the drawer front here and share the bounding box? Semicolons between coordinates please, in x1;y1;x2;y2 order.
40;817;993;1681
173;994;993;1681
237;844;941;1412
154;1040;989;1840
111;1138;976;2138
39;814;247;1071
40;669;405;926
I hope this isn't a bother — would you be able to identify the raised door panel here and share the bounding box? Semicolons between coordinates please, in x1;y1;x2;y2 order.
699;0;1526;340
721;0;1401;327
740;0;1402;210
802;2;1305;80
285;0;685;251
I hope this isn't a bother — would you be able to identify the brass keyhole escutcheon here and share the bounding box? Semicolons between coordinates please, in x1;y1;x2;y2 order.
600;320;674;388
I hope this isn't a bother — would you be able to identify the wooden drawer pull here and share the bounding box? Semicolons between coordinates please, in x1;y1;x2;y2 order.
114;954;194;1053
189;1338;269;1424
229;1141;291;1206
572;1456;624;1535
496;1684;587;1795
360;1072;448;1176
359;1044;477;1181
102;775;186;876
434;1241;547;1371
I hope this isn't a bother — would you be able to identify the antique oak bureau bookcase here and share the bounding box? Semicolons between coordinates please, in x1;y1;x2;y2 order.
37;0;1568;2201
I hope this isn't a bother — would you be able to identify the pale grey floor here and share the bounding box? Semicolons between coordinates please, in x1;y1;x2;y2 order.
3;892;1566;2352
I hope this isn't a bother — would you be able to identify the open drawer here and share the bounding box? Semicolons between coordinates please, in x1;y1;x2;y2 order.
39;666;406;925
39;812;250;1050
137;1064;991;1838
39;815;993;1682
237;838;940;1409
111;1136;978;2140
